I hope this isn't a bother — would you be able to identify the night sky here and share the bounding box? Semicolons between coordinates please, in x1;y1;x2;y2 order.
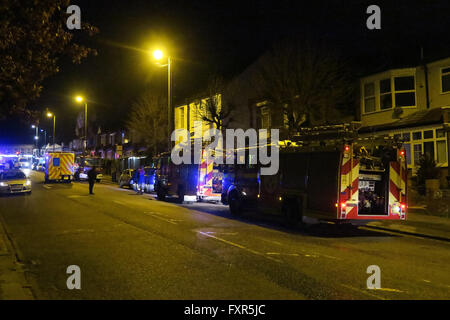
1;0;450;145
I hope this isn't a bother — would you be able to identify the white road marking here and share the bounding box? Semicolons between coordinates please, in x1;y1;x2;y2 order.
205;231;238;236
340;284;385;300
43;185;52;189
266;252;300;257
144;211;182;225
197;231;282;263
369;287;404;293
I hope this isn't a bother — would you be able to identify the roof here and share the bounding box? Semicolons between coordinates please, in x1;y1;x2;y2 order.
359;107;449;133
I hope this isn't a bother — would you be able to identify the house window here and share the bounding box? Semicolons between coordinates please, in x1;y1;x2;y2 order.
442;67;450;93
394;76;415;107
403;143;412;165
380;79;392;110
179;107;185;129
402;132;411;142
423;130;433;139
424;141;435;160
412;131;422;140
436;140;447;164
413;144;422;165
260;107;271;129
363;83;376;113
436;128;445;138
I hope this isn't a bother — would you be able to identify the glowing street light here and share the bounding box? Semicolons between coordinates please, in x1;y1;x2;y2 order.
153;49;163;60
31;124;38;147
75;95;88;153
152;49;172;150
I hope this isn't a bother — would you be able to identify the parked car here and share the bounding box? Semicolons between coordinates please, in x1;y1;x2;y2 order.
118;169;135;188
0;170;32;195
74;167;103;182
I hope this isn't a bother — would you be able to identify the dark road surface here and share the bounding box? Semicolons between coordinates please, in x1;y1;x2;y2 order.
0;171;449;299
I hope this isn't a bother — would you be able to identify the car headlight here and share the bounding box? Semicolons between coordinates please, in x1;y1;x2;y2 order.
0;182;8;187
25;180;31;186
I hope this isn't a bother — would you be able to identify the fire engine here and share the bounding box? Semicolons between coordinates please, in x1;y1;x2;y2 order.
221;123;408;225
154;153;198;203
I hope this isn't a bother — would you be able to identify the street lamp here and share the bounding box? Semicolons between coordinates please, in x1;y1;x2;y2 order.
152;49;172;151
47;111;56;152
40;129;47;145
75;95;88;154
31;124;39;148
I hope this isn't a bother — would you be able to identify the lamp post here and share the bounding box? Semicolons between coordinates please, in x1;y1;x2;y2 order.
153;49;172;152
75;96;88;154
47;111;56;152
31;124;39;148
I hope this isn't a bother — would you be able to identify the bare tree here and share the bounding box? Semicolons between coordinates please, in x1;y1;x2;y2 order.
126;91;167;157
255;39;356;136
195;77;235;132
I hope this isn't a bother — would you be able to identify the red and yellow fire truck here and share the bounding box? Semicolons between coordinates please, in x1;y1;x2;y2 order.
222;123;407;225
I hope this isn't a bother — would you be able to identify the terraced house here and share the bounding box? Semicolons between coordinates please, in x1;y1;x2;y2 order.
359;56;450;187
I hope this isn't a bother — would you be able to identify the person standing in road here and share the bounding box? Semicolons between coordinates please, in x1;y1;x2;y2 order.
137;165;145;195
88;166;97;195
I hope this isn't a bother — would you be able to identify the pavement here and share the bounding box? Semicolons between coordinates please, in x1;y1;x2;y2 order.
366;210;450;242
0;214;34;299
0;171;449;299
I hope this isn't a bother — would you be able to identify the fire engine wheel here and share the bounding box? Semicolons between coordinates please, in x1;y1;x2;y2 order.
157;189;166;201
229;192;242;216
177;187;185;204
283;200;302;226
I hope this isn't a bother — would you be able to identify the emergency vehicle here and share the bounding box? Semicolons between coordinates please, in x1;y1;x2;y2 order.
154;153;198;203
197;150;224;202
222;123;408;225
45;152;75;183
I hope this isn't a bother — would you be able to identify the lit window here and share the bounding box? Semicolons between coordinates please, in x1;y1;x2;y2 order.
380;79;392;110
394;76;415;107
442;67;450;93
364;83;376;113
179;107;185;129
261;107;271;129
436;140;447;164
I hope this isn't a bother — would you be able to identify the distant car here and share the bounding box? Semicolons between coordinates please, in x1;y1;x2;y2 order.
118;169;135;188
18;157;32;169
0;170;32;195
37;163;45;172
